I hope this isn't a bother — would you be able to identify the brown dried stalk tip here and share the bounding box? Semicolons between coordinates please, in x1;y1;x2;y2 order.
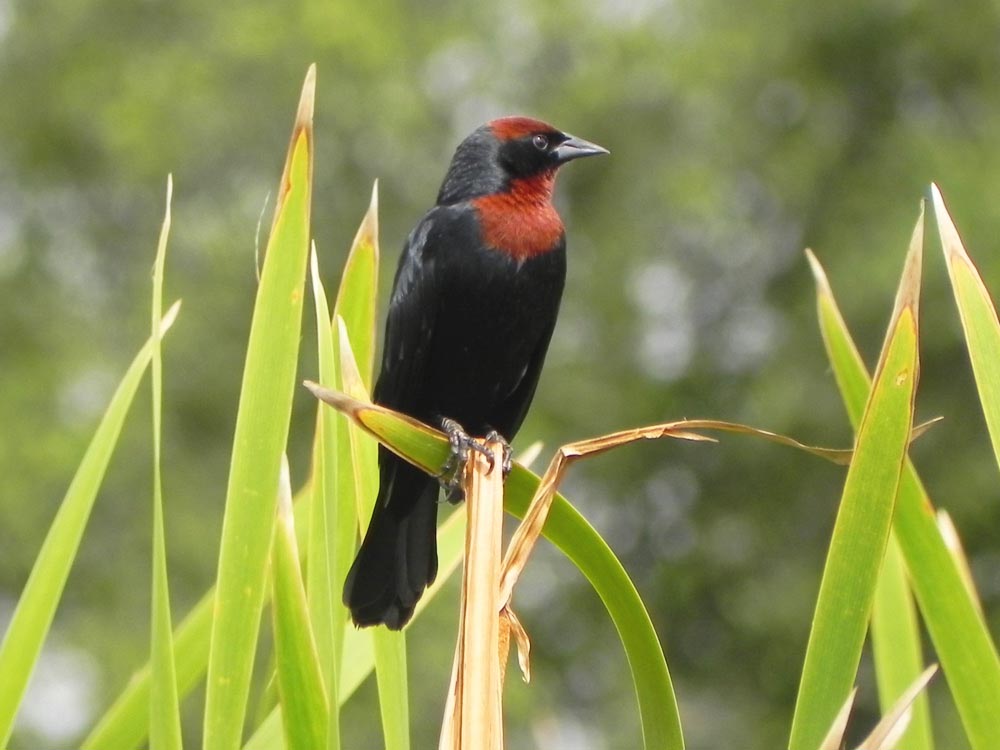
269;64;316;238
295;64;316;131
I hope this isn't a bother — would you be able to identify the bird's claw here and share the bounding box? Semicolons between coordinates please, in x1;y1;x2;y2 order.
436;420;513;502
438;418;491;501
484;430;513;477
442;417;494;466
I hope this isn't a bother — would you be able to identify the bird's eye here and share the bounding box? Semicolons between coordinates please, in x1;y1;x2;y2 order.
532;134;549;151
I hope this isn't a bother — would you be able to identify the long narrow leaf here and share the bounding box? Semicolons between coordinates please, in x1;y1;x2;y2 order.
307;246;340;750
333;184;379;533
150;175;183;750
272;458;329;749
810;234;1000;748
0;302;181;745
804;246;933;750
788;217;921;750
300;187;382;750
334;182;379;390
203;66;315;750
870;534;932;750
324;184;380;749
372;632;410;750
932;184;1000;474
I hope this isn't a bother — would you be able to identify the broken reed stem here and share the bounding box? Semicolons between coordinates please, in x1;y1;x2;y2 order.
440;439;506;750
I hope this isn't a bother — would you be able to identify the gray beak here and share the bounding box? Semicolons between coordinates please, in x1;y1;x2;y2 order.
553;134;610;163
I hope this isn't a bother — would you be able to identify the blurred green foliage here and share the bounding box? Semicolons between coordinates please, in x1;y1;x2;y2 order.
1;0;999;747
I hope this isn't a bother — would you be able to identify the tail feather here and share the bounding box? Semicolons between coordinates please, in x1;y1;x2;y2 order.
343;450;439;629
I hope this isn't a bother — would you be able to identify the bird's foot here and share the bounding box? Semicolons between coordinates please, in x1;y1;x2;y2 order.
441;417;496;469
437;418;494;501
436;420;512;501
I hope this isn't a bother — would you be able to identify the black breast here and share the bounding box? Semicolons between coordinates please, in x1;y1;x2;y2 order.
422;217;566;437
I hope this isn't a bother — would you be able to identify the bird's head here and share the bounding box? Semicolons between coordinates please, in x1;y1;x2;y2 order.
437;116;608;205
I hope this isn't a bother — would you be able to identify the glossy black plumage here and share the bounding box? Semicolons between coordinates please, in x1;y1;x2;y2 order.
344;117;607;629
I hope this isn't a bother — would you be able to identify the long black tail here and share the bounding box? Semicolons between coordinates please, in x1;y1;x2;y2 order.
343;446;440;629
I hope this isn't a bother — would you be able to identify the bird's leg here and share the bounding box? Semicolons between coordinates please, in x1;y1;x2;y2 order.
484;430;513;477
437;418;495;502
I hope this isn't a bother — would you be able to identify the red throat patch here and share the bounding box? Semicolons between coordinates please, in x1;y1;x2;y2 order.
489;116;556;142
473;172;564;261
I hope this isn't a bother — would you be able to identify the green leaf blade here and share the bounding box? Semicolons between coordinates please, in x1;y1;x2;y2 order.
810;249;933;749
870;533;932;750
789;230;921;750
203;67;315;750
307;247;340;750
272;461;329;750
0;303;180;745
894;469;1000;749
333;183;379;390
371;631;409;750
811;232;1000;749
150;176;183;750
932;184;1000;476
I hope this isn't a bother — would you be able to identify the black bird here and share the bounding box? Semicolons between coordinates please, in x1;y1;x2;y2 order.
344;116;607;629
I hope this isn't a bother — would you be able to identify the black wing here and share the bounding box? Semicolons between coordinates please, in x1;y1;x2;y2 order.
372;207;446;414
488;299;561;438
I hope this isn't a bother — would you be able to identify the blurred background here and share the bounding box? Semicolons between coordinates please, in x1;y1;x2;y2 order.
2;0;1000;747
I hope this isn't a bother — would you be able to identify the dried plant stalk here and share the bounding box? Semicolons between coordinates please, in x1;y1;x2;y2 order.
440;440;505;750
